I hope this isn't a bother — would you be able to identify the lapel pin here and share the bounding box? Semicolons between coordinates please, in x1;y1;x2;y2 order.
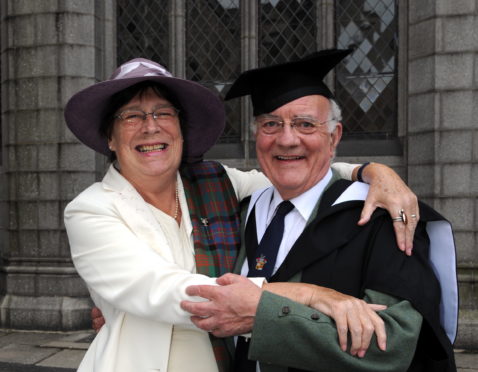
255;255;267;270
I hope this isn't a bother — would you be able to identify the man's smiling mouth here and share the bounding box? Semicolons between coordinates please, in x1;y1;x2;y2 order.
276;155;304;160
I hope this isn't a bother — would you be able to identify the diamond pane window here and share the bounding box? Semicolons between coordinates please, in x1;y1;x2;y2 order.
336;0;397;138
186;0;241;143
117;0;169;67
259;0;317;67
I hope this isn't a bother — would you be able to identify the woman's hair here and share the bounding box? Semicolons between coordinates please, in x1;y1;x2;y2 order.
99;82;184;162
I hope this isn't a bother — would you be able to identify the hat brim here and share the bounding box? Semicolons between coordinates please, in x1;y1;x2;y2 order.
65;75;225;162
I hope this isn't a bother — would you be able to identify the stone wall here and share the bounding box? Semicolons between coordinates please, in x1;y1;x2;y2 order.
407;0;478;348
0;0;115;330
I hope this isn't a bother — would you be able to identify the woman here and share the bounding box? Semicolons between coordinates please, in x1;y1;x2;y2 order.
64;58;418;372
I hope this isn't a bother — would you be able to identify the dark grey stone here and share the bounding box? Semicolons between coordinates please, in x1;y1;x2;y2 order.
436;53;474;90
409;19;436;59
0;344;58;365
439;198;474;230
17;202;38;230
408;132;436;164
60;173;95;200
409;56;435;94
436;0;476;15
38;145;59;172
408;93;438;133
438;131;473;163
442;91;474;130
38;173;60;200
408;164;438;198
442;16;476;52
38;231;61;257
454;232;477;265
409;0;436;24
59;144;95;172
17;174;39;201
442;164;472;196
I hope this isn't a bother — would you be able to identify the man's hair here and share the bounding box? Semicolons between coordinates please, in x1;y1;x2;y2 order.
327;99;341;132
250;97;342;135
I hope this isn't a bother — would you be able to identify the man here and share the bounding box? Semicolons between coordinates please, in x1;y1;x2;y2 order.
181;49;457;371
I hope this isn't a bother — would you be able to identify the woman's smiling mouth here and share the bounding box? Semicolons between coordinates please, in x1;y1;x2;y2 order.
136;143;168;153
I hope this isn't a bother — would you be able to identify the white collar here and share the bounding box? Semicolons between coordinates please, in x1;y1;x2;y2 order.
269;169;333;222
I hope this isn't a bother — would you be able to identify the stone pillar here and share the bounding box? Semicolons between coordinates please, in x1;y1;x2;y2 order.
407;0;478;348
0;0;115;330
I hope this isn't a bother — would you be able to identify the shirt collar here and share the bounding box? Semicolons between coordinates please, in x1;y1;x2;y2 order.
270;168;333;221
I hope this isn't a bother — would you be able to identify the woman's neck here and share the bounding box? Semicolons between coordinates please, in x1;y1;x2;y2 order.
126;172;181;221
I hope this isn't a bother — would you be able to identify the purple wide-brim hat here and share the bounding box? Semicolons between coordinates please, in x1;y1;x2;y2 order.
64;58;225;163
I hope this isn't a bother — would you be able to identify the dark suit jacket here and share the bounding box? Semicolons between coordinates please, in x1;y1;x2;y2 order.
242;179;456;372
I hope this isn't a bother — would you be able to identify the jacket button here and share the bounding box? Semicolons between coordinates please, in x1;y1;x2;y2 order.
310;313;320;320
281;306;290;315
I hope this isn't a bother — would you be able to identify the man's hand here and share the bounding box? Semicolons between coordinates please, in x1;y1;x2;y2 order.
264;282;387;358
91;307;105;333
180;273;262;337
307;285;387;358
354;163;419;255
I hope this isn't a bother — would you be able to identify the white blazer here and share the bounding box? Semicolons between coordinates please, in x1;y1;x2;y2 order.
65;165;221;372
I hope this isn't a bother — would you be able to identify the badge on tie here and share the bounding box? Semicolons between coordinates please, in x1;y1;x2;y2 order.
255;254;267;270
248;200;294;279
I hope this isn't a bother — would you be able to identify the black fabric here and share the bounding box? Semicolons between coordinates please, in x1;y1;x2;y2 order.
234;337;256;372
246;180;456;372
224;49;352;115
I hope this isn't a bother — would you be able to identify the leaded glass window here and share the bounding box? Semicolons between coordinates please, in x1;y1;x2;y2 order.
335;0;397;139
258;0;317;67
117;0;170;67
116;0;399;156
186;0;241;143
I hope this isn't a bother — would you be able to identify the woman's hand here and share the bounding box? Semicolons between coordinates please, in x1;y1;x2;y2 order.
264;282;387;358
354;163;419;255
91;307;105;333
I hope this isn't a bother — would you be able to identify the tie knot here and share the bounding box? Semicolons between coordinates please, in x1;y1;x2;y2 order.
276;200;294;217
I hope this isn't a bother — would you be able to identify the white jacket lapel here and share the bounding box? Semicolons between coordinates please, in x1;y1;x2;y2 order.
102;165;174;262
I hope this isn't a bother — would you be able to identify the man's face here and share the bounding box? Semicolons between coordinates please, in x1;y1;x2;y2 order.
255;95;342;200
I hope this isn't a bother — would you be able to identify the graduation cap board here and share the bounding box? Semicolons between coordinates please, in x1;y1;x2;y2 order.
225;49;352;116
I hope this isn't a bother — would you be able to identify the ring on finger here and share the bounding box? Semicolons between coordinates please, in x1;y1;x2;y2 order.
392;209;407;225
399;209;407;225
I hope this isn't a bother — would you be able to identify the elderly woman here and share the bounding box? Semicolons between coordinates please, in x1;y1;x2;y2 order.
64;58;419;372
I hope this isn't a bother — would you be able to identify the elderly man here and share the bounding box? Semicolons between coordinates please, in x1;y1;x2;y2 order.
181;50;457;372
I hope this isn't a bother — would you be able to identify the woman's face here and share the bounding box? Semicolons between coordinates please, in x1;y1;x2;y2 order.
108;87;183;186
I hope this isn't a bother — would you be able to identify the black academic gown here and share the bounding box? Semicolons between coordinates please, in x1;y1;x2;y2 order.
244;179;456;372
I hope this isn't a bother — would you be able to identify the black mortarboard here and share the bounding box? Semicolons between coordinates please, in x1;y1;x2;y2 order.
224;49;352;115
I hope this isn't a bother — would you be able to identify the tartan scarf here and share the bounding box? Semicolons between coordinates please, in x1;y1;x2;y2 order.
180;161;241;371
